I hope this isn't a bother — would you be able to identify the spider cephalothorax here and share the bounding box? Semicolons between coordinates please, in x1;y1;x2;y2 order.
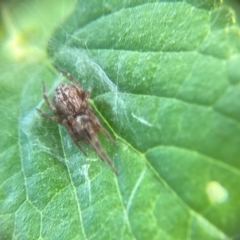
37;67;117;174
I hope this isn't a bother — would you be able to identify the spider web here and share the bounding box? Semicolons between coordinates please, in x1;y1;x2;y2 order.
50;44;131;127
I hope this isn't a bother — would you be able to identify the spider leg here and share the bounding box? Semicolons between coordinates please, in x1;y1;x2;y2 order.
36;108;61;123
74;141;87;157
84;86;92;101
99;128;116;144
55;66;83;90
85;122;118;175
86;109;115;144
71;114;117;174
62;119;87;156
42;81;58;114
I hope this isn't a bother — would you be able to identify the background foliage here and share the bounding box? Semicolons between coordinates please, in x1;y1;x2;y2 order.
0;0;240;239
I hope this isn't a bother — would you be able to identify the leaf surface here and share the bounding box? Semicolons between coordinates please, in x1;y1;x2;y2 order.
1;0;240;239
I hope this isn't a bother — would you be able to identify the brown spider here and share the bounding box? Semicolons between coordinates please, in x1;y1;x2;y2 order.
36;67;117;175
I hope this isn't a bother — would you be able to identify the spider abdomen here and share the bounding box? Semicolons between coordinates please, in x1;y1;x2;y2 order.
53;83;85;116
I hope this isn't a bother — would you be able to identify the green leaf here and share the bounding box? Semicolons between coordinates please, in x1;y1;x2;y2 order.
1;0;240;239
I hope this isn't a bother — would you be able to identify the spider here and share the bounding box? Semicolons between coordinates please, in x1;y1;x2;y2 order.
36;67;117;175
